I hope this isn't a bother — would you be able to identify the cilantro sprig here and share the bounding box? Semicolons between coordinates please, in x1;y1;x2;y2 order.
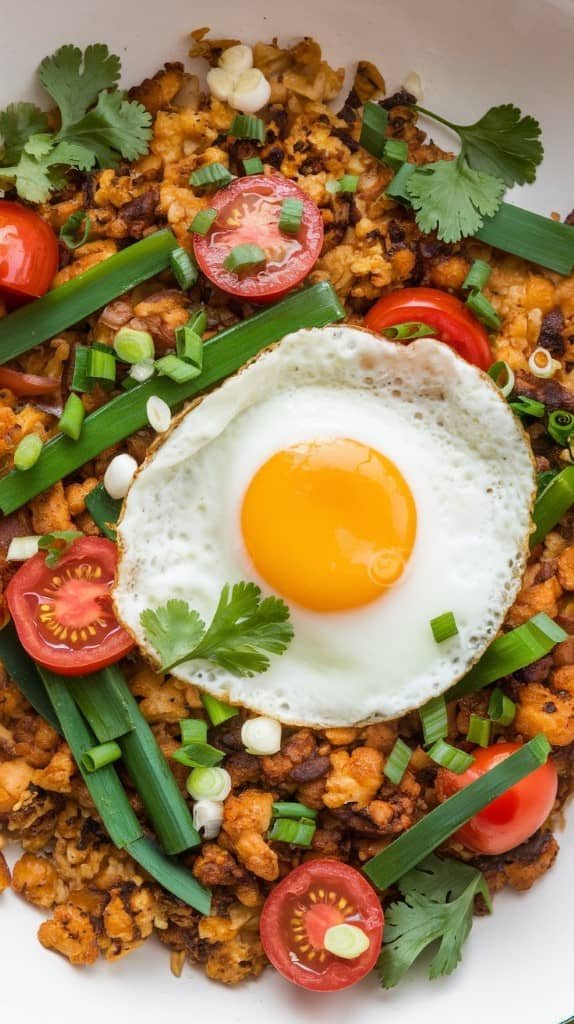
140;581;294;677
394;102;543;243
378;854;492;989
0;43;152;202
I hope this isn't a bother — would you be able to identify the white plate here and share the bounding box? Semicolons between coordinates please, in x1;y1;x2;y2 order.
1;1;573;1022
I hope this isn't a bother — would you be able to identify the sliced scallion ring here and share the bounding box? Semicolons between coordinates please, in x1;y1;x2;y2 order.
243;157;264;175
113;327;155;364
430;611;458;643
509;395;545;419
223;243;266;274
201;692;238;726
338;174;360;193
175;324;203;368
170;247;198;290
278;198;304;235
383;138;408;171
488;360;515;398
272;801;318;821
383;738;412;785
268;816;316;847
528;347;560;379
58;393;86;441
229;113;266;143
428;739;475;773
60;210;91;250
531;466;574;548
324;924;370;959
155;354;202;383
186;766;231;802
180;719;208;744
463;259;493;292
189;163;235;190
547;409;574;446
382;321;437;341
189;209;217;236
87;347;116;384
466;714;492;747
81;740;122;773
420;696;448;746
359;101;388;159
488;688;516;727
14;434;43;471
466;290;501;331
172;742;224;768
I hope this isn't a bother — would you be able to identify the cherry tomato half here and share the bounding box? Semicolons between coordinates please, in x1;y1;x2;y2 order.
0;367;59;396
193;175;324;304
364;286;492;371
436;742;558;855
0;201;58;303
6;537;135;676
259;859;383;992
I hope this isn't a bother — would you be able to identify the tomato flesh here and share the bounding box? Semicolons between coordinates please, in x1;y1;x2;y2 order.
0;201;59;303
259;859;383;991
6;537;134;676
364;286;493;370
193;175;324;303
436;742;558;855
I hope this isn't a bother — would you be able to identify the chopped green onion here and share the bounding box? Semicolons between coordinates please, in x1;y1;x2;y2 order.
323;923;370;959
180;719;208;744
268;817;316;847
58;393;85;441
428;739;475;773
189;208;217;235
0;230;177;367
187;309;208;335
531;466;574;548
201;692;239;726
81;740;122;773
229;113;266;143
278;198;303;235
14;433;43;471
547;409;574;446
223;243;266;273
509;395;545;419
38;667;143;848
175;325;203;368
383;139;408;170
338;175;360;193
71;346;92;393
38;530;82;567
430;611;459;643
385;162;415;202
87;347;116;384
382;321;437;341
364;735;551;890
326;179;341;195
0;621;61;733
60;210;91;250
65;669;136;743
243;157;264;175
186;766;231;802
466;290;502;331
476;201;574;277
113;327;154;364
0;282;345;515
155;354;202;383
537;469;559;498
463;259;493;292
170;247;198;290
272;801;319;821
488;688;517;727
466;714;492;747
172;742;224;768
384;738;412;785
420;696;448;746
359;101;388;160
127;835;211;915
488;360;515;398
447;613;566;701
189;163;235;190
84;482;122;540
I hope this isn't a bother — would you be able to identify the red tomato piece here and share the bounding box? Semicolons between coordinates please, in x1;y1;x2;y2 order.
193;175;324;303
0;201;59;303
6;536;135;676
259;859;384;992
0;367;59;396
436;742;558;855
364;286;493;370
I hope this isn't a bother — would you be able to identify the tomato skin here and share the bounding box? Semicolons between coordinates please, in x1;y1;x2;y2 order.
259;859;383;992
0;367;59;396
364;287;492;370
436;742;558;855
193;175;324;304
0;201;59;303
6;537;135;676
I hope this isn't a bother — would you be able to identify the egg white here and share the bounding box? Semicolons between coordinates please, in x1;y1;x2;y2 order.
114;325;535;727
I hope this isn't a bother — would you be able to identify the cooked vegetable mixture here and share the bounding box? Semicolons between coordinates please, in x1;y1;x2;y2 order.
0;29;573;991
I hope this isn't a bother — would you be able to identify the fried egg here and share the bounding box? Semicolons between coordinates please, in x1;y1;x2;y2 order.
114;325;535;727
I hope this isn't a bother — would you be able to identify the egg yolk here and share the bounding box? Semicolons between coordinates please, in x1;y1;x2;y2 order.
240;437;417;612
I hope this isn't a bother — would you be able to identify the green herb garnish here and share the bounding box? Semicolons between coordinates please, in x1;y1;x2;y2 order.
140;581;294;676
0;44;151;201
60;210;91;249
378;854;492;988
38;530;82;567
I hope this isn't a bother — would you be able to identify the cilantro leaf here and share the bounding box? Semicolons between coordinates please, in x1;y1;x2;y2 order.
0;138;97;202
0;102;48;164
140;581;294;677
38;43;121;130
416;102;543;188
406;157;505;243
38;530;82;567
378;854;492;989
62;90;152;165
140;599;206;671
